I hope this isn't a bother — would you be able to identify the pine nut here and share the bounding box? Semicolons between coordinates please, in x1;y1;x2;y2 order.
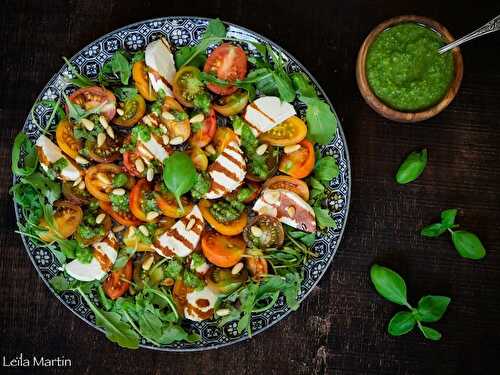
135;158;145;173
137;144;154;160
142;255;154;271
116;108;124;116
250;225;263;237
216;308;231;317
160;124;169;134
80;118;95;131
190;113;204;123
73;176;82;187
186;218;196;231
75;155;89;165
162;135;170;145
170;136;184;145
96;173;112;185
112;225;125;233
78;181;86;190
146;211;159;221
142;115;153;126
287;206;296;217
161;278;174;286
98;115;109;129
105;125;115;139
161;111;176;121
95;213;106;224
256;143;268;155
97;132;106;147
112;188;126;196
138;225;149;236
284;144;301;154
146;167;154;182
205;144;216;155
231;262;244;275
128;226;136;236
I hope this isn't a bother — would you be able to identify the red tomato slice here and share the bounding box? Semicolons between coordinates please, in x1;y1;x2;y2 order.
189;109;217;148
103;260;133;300
123;151;143;177
99;200;142;226
204;43;248;95
129;179;154;222
68;86;117;121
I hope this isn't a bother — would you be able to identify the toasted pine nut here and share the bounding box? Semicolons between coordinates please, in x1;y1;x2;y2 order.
216;308;231;317
78;181;86;190
116;108;124;116
146;211;159;221
160;124;169;134
287;206;296;217
75;155;89;165
112;188;126;196
135;158;145;173
96;172;112;185
80;118;95;131
95;213;106;224
161;111;176;121
250;225;263;237
142;255;154;271
186;218;196;231
97;132;106;147
137;144;154;160
284;144;301;154
98;115;109;129
138;225;149;236
189;113;204;123
231;262;244;275
162;135;170;145
73;176;82;187
146;167;154;182
256;143;268;155
142;115;153;126
105;126;115;139
205;144;216;155
170;136;184;145
128;226;136;236
112;225;125;233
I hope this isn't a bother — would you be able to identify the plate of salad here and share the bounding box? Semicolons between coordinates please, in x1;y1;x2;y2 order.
11;17;350;351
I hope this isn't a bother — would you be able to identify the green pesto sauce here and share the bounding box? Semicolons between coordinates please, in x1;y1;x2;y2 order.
366;23;455;112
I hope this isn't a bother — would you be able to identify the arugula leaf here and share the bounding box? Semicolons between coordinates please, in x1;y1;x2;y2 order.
158;324;191;345
63;57;95;87
138;310;163;342
314;155;339;183
101;50;131;85
163;152;197;211
237;283;258;336
12;133;38;177
300;95;337;145
313;206;336;230
291;72;317;97
20;172;61;204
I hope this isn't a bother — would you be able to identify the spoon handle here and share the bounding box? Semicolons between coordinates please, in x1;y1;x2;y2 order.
439;14;500;54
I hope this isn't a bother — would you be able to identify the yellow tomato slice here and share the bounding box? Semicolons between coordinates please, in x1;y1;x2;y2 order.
259;116;307;146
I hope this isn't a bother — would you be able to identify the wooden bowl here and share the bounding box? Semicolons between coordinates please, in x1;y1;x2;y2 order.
356;15;463;123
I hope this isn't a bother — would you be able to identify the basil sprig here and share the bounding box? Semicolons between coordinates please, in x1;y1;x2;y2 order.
421;209;486;260
370;264;450;340
162;152;197;211
395;149;428;184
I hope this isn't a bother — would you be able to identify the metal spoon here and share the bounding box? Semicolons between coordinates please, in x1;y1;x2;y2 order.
438;14;500;54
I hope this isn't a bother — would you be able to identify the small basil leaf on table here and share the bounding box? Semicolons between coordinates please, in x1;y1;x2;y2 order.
370;264;408;306
163;152;197;211
395;148;428;184
388;311;416;336
450;230;486;260
420;222;447;237
300;95;337;145
418;324;442;341
416;295;451;323
440;208;458;228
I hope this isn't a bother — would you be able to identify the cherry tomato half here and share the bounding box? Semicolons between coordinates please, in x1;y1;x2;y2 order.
199;199;247;236
201;231;246;268
130;179;156;222
38;201;83;243
132;61;157;101
213;91;248;116
204;43;248;95
172;66;205;108
113;94;146;127
103;260;133;300
262;175;310;201
278;139;315;179
189;109;217;148
259;116;307;146
99;200;142;227
69;86;116;121
55;119;82;160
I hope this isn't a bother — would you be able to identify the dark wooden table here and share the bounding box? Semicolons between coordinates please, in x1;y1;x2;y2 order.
1;1;499;374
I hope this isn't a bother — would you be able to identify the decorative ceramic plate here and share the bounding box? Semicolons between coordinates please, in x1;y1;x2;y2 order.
14;17;351;351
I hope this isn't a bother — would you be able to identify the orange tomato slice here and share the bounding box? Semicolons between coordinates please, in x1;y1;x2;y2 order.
201;231;246;268
259;116;307;146
99;200;142;227
262;175;310;201
199;199;247;236
55;119;82;160
132;61;157;101
278;139;315;179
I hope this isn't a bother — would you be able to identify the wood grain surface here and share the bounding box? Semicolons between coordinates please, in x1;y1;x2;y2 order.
1;1;499;374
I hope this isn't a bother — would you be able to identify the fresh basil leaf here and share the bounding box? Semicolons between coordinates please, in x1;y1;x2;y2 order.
370;264;408;306
388;311;416;336
450;230;486;260
440;208;458;228
12;133;38;177
314;206;336;230
395;149;428;184
162;152;197;211
420;222;446;237
416;295;451;323
300;95;337;145
291;72;317;98
418;324;442;341
314;155;339;183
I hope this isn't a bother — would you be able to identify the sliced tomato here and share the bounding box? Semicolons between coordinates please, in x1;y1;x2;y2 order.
62;181;91;205
189;147;208;171
103;260;133;300
278;139;315;179
154;188;193;218
206;267;248;294
113;94;146;127
122;151;143;177
132;61;157;101
85;136;121;163
123;227;154;252
38;201;83;243
55;119;82;160
85;163;134;201
259;116;307;146
130;179;156;222
213;91;248;117
262;175;310;201
243;215;284;249
201;231;246;268
204;43;248;95
212;127;238;154
189;109;217;148
246;146;280;182
99;200;142;226
172;66;205;107
199;199;247;236
162;97;191;143
69;86;116;121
